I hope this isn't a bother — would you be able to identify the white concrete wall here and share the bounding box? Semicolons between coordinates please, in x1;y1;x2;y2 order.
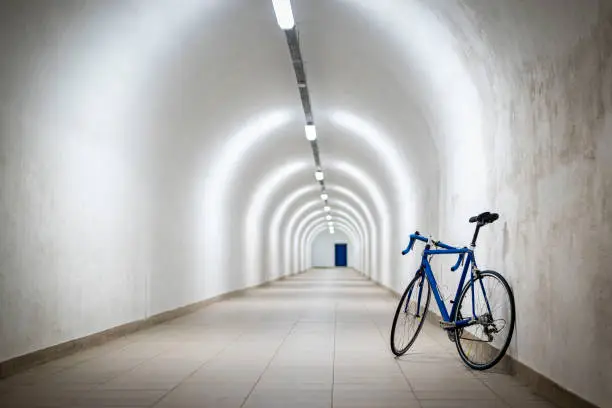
311;230;354;267
421;3;612;405
0;0;307;362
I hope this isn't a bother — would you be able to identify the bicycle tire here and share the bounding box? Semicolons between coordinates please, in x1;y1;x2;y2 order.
454;270;515;370
390;271;431;356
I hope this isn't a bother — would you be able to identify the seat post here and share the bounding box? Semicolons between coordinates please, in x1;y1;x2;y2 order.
470;224;481;247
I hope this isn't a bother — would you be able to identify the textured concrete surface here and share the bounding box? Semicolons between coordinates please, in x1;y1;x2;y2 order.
0;269;556;408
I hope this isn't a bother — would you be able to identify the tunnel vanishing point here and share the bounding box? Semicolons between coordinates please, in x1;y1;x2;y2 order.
0;1;611;407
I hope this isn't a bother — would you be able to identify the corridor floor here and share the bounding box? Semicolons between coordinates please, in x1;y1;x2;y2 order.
0;269;556;408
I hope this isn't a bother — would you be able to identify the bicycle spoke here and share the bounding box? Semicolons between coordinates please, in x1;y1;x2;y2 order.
391;274;431;356
456;272;515;369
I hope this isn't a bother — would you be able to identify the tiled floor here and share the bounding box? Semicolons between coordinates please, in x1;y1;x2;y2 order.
0;269;556;407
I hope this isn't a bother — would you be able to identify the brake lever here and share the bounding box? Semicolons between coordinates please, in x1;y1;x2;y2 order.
401;238;414;255
450;253;465;272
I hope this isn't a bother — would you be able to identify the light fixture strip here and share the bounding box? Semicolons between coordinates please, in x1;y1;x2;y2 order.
272;0;295;30
277;6;327;197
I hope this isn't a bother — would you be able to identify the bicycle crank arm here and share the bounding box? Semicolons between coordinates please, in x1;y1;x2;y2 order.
439;318;477;330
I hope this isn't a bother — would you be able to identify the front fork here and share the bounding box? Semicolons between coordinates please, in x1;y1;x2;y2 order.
404;268;425;316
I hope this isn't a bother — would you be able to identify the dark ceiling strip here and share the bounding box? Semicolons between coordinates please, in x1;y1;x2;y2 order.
284;26;327;199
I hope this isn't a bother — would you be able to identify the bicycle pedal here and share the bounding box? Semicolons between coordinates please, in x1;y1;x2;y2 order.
439;321;455;329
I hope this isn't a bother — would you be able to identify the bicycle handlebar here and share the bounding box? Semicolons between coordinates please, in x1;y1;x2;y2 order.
401;231;428;255
401;231;466;273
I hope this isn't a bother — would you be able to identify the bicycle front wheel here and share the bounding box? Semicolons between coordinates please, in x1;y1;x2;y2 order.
454;270;515;370
390;271;431;356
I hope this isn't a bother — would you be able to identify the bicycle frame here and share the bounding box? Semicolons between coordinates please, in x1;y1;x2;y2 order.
405;241;493;329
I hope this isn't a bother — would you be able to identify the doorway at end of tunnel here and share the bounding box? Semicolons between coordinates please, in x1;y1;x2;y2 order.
334;243;348;267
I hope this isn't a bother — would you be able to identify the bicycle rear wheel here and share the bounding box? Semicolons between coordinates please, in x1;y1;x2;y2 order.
390;271;431;356
454;270;515;370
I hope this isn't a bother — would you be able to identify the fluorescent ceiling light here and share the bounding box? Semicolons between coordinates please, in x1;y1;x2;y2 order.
305;125;317;141
320;193;328;201
272;0;295;30
327;221;334;226
324;206;330;212
329;228;335;234
314;171;324;181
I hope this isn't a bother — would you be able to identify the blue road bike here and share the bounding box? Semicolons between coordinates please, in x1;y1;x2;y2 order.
390;212;515;370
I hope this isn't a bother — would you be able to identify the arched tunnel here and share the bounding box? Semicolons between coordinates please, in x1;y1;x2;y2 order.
0;1;611;407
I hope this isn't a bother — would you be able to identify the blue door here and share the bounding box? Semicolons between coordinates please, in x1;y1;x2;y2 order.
334;243;348;267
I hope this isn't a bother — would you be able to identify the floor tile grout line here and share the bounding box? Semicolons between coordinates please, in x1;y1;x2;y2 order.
239;319;300;408
63;331;218;406
92;346;175;391
149;329;251;408
331;300;337;408
366;293;423;408
51;342;175;406
477;380;514;408
19;346;168;408
8;333;142;388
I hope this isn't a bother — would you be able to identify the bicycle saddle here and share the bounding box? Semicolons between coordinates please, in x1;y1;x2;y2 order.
469;211;499;225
